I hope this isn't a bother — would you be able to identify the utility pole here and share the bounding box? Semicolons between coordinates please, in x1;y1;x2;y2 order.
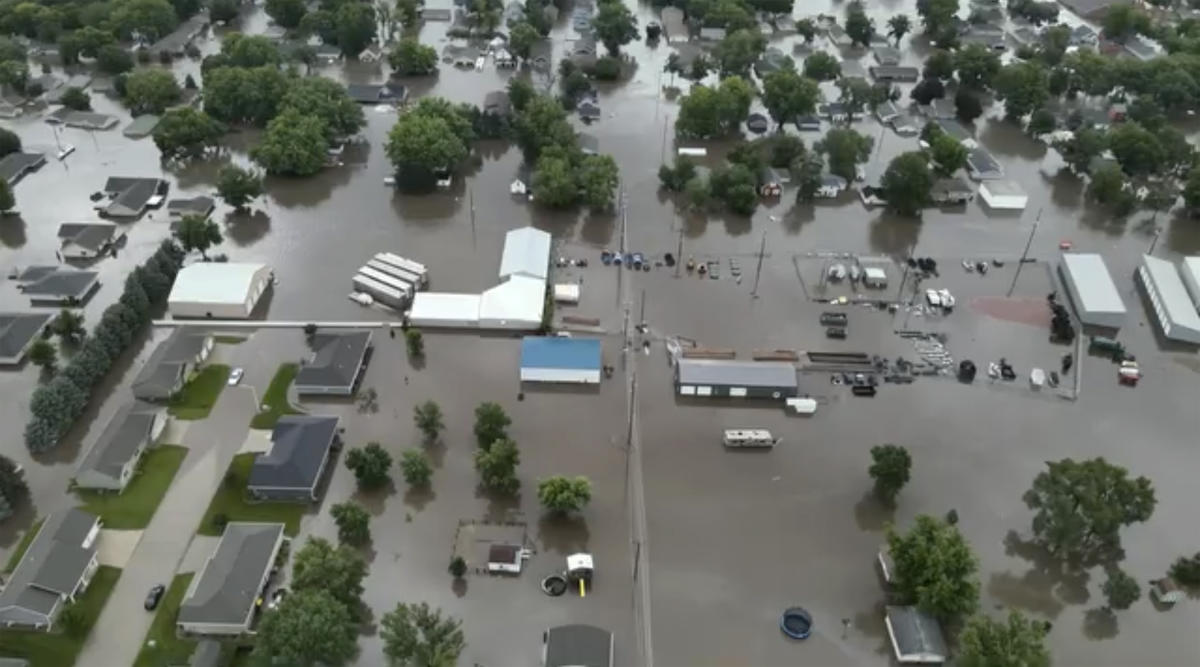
751;231;767;299
1007;208;1041;297
1148;226;1163;256
674;227;683;278
639;289;646;328
469;187;477;247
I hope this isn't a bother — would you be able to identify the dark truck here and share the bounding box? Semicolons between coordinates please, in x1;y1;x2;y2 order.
1089;336;1126;361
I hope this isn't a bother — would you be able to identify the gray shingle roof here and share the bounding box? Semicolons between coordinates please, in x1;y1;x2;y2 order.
0;509;99;626
177;523;284;627
104;178;163;217
676;359;798;389
76;403;159;484
167;196;214;216
248;416;339;491
57;222;119;252
0;152;46;185
545;624;613;667
16;267;99;302
885;605;947;662
0;312;53;363
132;330;211;400
295;331;371;392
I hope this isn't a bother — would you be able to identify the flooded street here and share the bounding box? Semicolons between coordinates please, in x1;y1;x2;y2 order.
3;0;1200;664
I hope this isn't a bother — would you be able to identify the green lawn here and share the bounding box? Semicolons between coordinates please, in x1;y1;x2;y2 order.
249;363;302;429
133;573;195;667
196;453;303;537
213;336;247;345
0;565;121;667
75;445;188;529
169;365;232;420
3;518;44;573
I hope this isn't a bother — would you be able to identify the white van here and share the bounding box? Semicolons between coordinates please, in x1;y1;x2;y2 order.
722;429;778;448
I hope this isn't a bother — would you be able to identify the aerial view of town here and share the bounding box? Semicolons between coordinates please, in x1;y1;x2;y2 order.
2;0;1200;663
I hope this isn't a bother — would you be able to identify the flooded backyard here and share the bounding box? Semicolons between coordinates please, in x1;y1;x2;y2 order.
3;0;1200;664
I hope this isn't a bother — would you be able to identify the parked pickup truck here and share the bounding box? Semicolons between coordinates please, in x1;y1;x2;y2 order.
819;312;848;326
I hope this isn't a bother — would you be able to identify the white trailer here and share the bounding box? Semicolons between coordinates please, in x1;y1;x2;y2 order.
357;267;414;300
375;253;429;286
365;260;422;290
352;274;407;309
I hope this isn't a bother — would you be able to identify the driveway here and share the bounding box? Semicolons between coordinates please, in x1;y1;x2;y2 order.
96;529;142;567
76;386;258;667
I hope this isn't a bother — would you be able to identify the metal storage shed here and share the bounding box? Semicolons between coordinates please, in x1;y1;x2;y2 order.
168;263;273;319
1059;253;1126;328
1137;255;1200;344
884;605;947;664
1180;256;1200;309
408;292;481;328
520;336;602;383
675;359;798;398
478;275;545;330
499;227;551;281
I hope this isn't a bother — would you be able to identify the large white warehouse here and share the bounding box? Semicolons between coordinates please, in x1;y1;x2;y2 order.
1138;255;1200;344
169;263;273;319
1059;253;1126;329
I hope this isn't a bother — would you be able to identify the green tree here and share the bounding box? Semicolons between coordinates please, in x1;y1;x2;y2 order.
532;150;578;208
928;133;968;176
173;215;222;258
345;442;393;489
817;128;873;181
835;77;875;120
474;437;520;494
25;376;87;451
210;0;240;23
844;1;873;47
386;112;469;192
153;108;224;160
802;50;840;81
1022;457;1156;563
1107;122;1164;177
868;444;912;507
537;475;592;513
675;76;754;139
1028;108;1056;136
923;49;955;80
253;589;358;666
0;180;13;214
113;0;178;40
413;400;444;442
1102;4;1150;43
203;66;290;126
591;0;637;56
994;61;1049;120
1169;553;1200;587
795;17;816;43
958;611;1050;667
579;153;619;210
51;309;85;344
1184;165;1200;215
954;43;1001;90
123;68;181;114
28;339;57;371
389;38;437;75
335;2;376;57
380;602;466;667
331;501;372;546
887;514;980;621
216;165;263;210
59;604;86;638
887;15;910;45
405;328;424;357
1102;568;1141;610
252;109;328;176
396;0;419;27
508;21;539;62
917;0;958;37
708;163;757;215
955;89;983;122
448;556;467;579
513;94;575;162
220;33;282;67
1088;168;1133;214
291;537;368;611
882;151;933;216
474;402;511;448
0;127;20;157
507;77;535;113
279;77;365;142
714;28;766;77
266;0;307;28
399;449;433;487
792;151;823;203
0;455;30;514
762;68;820;126
1053;126;1107;175
659;157;697;192
60;86;90;111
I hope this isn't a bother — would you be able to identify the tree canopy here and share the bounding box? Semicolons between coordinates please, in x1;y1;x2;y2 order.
173;215;222;258
868;444;912;507
882;151;933;216
380;602;466;667
675;76;754;139
386;111;469;192
252;109;329;176
153;108;224;161
253;589;359;666
713;28;766;77
958;611;1050;667
475;437;520;494
537;476;592;513
123;68;181;115
389;38;438;75
291;537;368;613
216;165;263;210
279;77;365;143
817;128;873;181
473;402;511;448
994;61;1049;119
345;442;393;489
887;514;980;621
591;0;637;56
803;51;840;81
762;68;820;126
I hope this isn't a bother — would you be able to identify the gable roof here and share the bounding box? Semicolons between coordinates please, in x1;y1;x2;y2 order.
57;222;120;252
520;336;602;371
0;312;53;364
102;177;165;217
499;227;552;280
0;509;99;626
132;329;212;400
77;403;159;483
295;331;372;391
248;416;340;491
545;624;614;667
884;605;947;663
676;359;798;389
15;267;99;302
178;523;284;627
483;90;511;116
167;196;215;217
0;152;46;185
967;147;1003;177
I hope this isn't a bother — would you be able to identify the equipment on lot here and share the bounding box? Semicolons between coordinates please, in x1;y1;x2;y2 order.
1119;360;1141;386
567;553;594;597
1048;293;1075;342
1089;336;1126;361
780;607;813;640
826;326;847;339
785;397;818;415
820;312;848;326
958;360;976;383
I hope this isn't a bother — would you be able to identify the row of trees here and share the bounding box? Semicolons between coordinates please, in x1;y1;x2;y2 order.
264;0;378;57
25;240;185;451
26;309;86;373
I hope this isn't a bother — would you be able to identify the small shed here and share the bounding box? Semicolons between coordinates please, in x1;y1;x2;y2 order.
863;266;887;287
520;336;602;383
885;606;946;664
1059;253;1126;329
486;544;528;574
554;283;580;304
930;178;973;205
979;180;1027;210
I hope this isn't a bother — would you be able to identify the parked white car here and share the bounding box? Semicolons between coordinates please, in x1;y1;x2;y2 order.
227;368;244;386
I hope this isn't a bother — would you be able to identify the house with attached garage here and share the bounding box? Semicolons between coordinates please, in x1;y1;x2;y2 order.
14;266;100;306
0;311;54;366
131;329;215;401
177;522;286;636
56;222;124;260
74;403;166;492
930;177;974;205
294;331;373;396
247;416;341;502
0;509;101;631
99;177;168;219
167;196;215;222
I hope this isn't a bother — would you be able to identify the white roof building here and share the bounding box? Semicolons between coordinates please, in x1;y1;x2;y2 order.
1138;255;1200;344
479;275;545;330
168;263;273;319
979;180;1028;211
408;293;481;328
1180;256;1200;310
1059;253;1126;329
499;227;551;281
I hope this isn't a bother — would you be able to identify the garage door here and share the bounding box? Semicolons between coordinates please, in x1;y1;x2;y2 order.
729;387;747;397
696;386;713;396
679;385;696;395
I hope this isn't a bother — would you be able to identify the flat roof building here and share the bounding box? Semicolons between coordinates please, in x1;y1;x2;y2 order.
1179;256;1200;310
675;359;799;399
295;331;373;395
1137;255;1200;344
520;336;603;384
248;416;340;502
168;263;273;319
979;180;1028;210
408;292;481;328
479;275;546;330
884;605;947;664
75;404;165;492
0;312;54;365
177;522;285;636
1059;253;1126;328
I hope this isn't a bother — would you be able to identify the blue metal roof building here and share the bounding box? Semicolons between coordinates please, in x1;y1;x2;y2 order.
520;337;602;383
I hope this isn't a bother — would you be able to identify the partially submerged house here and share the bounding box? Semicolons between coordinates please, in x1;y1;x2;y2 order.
918;98;956;120
148;14;209;58
758;167;788;197
0;151;46;185
346;82;409;104
699;27;727;42
966;148;1004;180
661;7;688;44
754;48;792;77
483;90;512;118
131;329;215;401
57;222;123;260
930;177;974;205
817;174;848;198
872;46;901;66
14;266;100;306
577;97;601;121
177;522;286;636
75;403;165;491
884;605;947;664
0;509;101;630
0;312;54;365
869;65;919;82
795;114;821;131
248;415;341;502
167;196;215;221
294;331;373;395
543;624;615;667
100;177;168;219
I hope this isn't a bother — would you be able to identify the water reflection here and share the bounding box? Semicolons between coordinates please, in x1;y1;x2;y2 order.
224;210;272;247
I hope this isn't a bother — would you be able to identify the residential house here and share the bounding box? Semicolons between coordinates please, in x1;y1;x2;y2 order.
579;133;600;155
699;27;727;42
177;522;286;636
122;114;161;139
661;7;688;43
314;44;342;65
56;222;123;260
961;27;1006;52
818;102;852;123
566;37;597;68
875;101;901;124
1011;26;1042;47
1070;24;1098;46
528;39;553;71
148;15;209;57
503;0;525;26
131;329;215;401
483;90;512;119
931;177;974;205
1057;0;1130;19
75;403;165;492
966;147;1004;180
100;177;168;219
817;174;848;198
826;23;852;47
0;312;53;365
294;331;373;396
358;45;384;63
872;46;901;66
543;624;614;667
0;509;101;630
932;118;977;148
247;415;341;502
578;98;601;121
0;152;46;186
795;114;821;131
755;48;792;77
14;266;100;306
869;65;919;82
1124;34;1159;61
495;47;516;68
45;108;119;130
345;82;409;105
570;7;594;33
758;168;787;197
892;115;919;136
167;196;216;222
420;7;452;21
